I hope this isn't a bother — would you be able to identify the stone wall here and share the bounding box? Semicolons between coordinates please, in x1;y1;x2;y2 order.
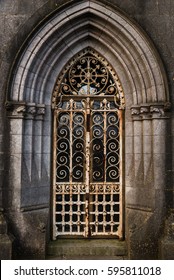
0;0;174;259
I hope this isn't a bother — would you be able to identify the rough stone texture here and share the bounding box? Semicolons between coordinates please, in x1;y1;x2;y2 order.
47;239;127;260
0;214;13;259
126;208;163;259
8;209;49;259
0;234;13;259
0;0;174;259
159;211;174;259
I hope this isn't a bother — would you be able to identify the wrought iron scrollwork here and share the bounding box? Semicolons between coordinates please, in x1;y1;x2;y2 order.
106;112;120;182
72;112;85;182
61;55;119;98
57;113;70;182
53;48;125;109
91;111;104;182
91;102;120;183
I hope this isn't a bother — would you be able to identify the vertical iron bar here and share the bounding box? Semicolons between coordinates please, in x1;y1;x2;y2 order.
117;109;123;239
103;103;107;233
84;97;90;237
53;110;58;240
87;57;90;95
104;104;107;183
70;101;73;234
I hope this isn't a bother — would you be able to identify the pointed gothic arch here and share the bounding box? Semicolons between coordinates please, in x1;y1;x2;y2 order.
6;0;170;258
8;0;168;105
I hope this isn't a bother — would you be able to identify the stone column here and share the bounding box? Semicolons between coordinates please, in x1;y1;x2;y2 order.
151;105;167;213
6;102;26;210
5;101;49;259
149;103;174;259
0;102;14;259
141;105;154;209
126;103;170;259
0;102;26;259
21;104;47;207
22;104;35;187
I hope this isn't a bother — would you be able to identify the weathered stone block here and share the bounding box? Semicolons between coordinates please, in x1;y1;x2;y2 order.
159;238;174;259
47;239;127;259
21;186;49;207
8;209;48;259
126;208;161;259
0;214;13;259
125;136;133;154
0;214;7;234
126;187;155;209
0;234;13;260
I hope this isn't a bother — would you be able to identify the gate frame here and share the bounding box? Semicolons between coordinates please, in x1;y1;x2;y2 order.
51;49;125;239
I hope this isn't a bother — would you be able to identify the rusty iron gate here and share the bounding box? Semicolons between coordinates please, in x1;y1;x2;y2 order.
52;49;125;239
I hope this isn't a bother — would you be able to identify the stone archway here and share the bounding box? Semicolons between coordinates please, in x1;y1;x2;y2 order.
6;0;169;259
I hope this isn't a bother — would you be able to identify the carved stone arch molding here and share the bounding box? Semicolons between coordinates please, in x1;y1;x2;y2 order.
6;0;170;259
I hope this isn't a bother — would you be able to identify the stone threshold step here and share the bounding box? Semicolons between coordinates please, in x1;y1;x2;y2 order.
46;255;127;260
47;239;127;259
